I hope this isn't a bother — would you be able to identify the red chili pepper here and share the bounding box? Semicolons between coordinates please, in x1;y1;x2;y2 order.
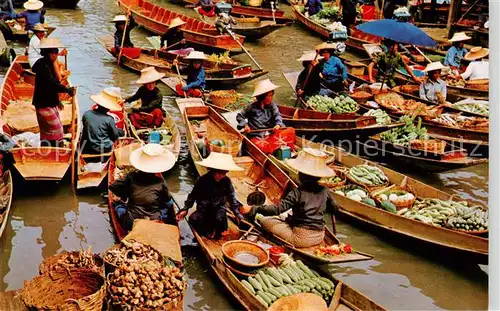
344;245;353;253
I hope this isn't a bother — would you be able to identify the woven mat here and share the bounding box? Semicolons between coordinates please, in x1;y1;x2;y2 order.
5;101;73;134
124;219;182;264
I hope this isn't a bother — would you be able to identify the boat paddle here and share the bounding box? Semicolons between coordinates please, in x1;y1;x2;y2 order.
224;26;263;70
117;9;131;67
243;126;289;134
174;55;187;98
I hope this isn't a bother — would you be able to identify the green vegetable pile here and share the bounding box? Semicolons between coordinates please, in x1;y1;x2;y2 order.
453;102;489;117
380;115;428;146
348;164;388;186
363;109;392;125
241;260;335;307
307;95;358;114
225;94;254;111
315;6;340;19
322;176;342;183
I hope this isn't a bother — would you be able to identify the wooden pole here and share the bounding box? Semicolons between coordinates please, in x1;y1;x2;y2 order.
175;57;187;98
225;27;263;70
457;0;481;24
380;0;385;18
446;0;456;32
70;87;77;188
117;10;131;67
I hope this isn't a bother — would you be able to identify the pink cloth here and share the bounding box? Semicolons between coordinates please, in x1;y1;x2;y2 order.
36;107;64;141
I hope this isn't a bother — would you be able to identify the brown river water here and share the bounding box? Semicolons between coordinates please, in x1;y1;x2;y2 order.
0;0;489;309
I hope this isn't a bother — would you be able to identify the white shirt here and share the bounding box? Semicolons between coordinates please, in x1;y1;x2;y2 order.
461;60;489;81
28;35;42;68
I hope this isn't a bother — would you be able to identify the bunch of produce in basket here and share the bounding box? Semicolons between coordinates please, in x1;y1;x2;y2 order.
375;188;415;211
103;239;162;267
347;164;389;187
225;94;254;111
397;198;488;232
334;185;376;205
380;115;428;146
241;259;336;307
452;101;489;116
207;51;237;65
363;109;391;124
310;6;340;19
39;249;102;274
429;114;489;131
445;77;466;87
307;95;358;114
314;243;353;258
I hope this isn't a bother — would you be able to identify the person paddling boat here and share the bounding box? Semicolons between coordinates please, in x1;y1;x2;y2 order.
160;17;194;56
173;50;207;98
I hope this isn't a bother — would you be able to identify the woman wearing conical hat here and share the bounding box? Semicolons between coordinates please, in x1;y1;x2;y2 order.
176;152;245;240
160;17;194;56
444;32;471;74
110;143;176;232
419;62;447;104
120;67;166;129
236;79;296;155
173;50;206;98
111;14;136;54
16;0;45;31
81;88;125;155
296;51;322;99
240;148;338;248
455;46;489;82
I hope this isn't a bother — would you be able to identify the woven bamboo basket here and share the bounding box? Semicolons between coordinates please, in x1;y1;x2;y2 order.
39;251;104;276
444;217;488;236
209;90;239;108
206;122;242;157
350;90;373;104
346;166;389;192
371;185;416;210
410;139;446;154
20;268;105;311
319;169;347;189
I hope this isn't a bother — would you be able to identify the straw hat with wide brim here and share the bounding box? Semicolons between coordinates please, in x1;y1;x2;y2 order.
32;23;47;32
90;88;122;111
112;15;127;23
169;17;186;29
448;32;472;42
297;51;323;62
129;143;176;173
195;152;244;172
24;0;43;10
315;42;338;51
423;61;445;72
252;78;279;97
285;148;335;178
184;51;207;60
464;47;489;61
39;38;65;49
135;67;166;84
268;293;328;311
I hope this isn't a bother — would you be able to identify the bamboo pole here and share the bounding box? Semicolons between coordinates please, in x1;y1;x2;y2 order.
446;0;456;32
70;87;77;188
117;10;131;67
225;27;263;70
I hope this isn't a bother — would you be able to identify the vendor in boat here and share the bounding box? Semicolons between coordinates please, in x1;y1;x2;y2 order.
81;88;125;155
368;38;422;88
419;62;447;104
236;79;296;154
455;46;489;81
240;148;337;248
314;42;348;95
16;0;45;31
173;51;206;98
296;51;322;99
112;13;136;54
120;67;166;129
160;17;194;56
32;38;75;147
110;143;176;232
444;32;471;74
176;152;245;239
305;0;323;16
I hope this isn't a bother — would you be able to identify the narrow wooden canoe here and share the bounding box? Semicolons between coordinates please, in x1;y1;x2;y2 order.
187;212;386;310
98;35;267;89
12;0;80;8
180;102;373;264
272;136;488;262
0;56;80;181
3;21;55;41
117;0;245;53
231;20;290;41
0;170;13;239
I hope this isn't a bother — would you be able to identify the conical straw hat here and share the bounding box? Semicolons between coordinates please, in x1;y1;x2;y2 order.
135;67;166;84
32;23;47;32
315;42;338;51
195;152;244;172
268;293;328;311
90;87;122;111
169;17;186;29
184;51;207;60
24;0;43;10
448;32;471;42
284;148;335;178
39;38;65;49
112;15;127;23
129;143;176;173
297;51;323;62
252;78;279;97
464;47;489;61
423;61;445;72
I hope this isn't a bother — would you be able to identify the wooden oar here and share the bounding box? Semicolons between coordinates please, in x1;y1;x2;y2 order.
70;87;78;188
224;27;263;70
244;127;288;133
174;55;187;98
413;45;432;63
117;10;131;67
164;40;182;51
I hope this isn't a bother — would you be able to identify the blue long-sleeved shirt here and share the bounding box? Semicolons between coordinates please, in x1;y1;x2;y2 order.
183;66;206;90
320;56;348;86
444;45;468;67
419;79;447;103
306;0;323;15
236;101;285;138
16;11;44;30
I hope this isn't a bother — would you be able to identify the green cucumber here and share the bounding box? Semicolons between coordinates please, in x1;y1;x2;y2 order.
262;291;276;302
255;295;268;307
287;284;300;294
319;277;335;288
257;291;271;305
314;278;331;290
276;286;288;296
277;268;293;284
241;280;255;294
255;274;268;291
279;285;293;295
248;277;262;292
282;266;300;282
266;268;283;284
268;287;282;298
259;271;272;289
296;261;316;278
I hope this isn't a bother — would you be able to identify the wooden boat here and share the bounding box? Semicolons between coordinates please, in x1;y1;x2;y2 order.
98;35;267;89
0;170;13;239
356;135;488;173
231;19;290;41
126;108;182;163
117;0;245;53
176;0;292;23
12;0;80;8
271;136;488;262
179;101;373;264
1;20;55;41
187;211;386;310
0;56;80;181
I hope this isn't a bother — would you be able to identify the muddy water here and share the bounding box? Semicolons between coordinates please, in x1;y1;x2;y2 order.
0;0;488;309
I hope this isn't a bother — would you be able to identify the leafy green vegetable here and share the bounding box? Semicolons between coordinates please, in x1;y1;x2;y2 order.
380;115;428;146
